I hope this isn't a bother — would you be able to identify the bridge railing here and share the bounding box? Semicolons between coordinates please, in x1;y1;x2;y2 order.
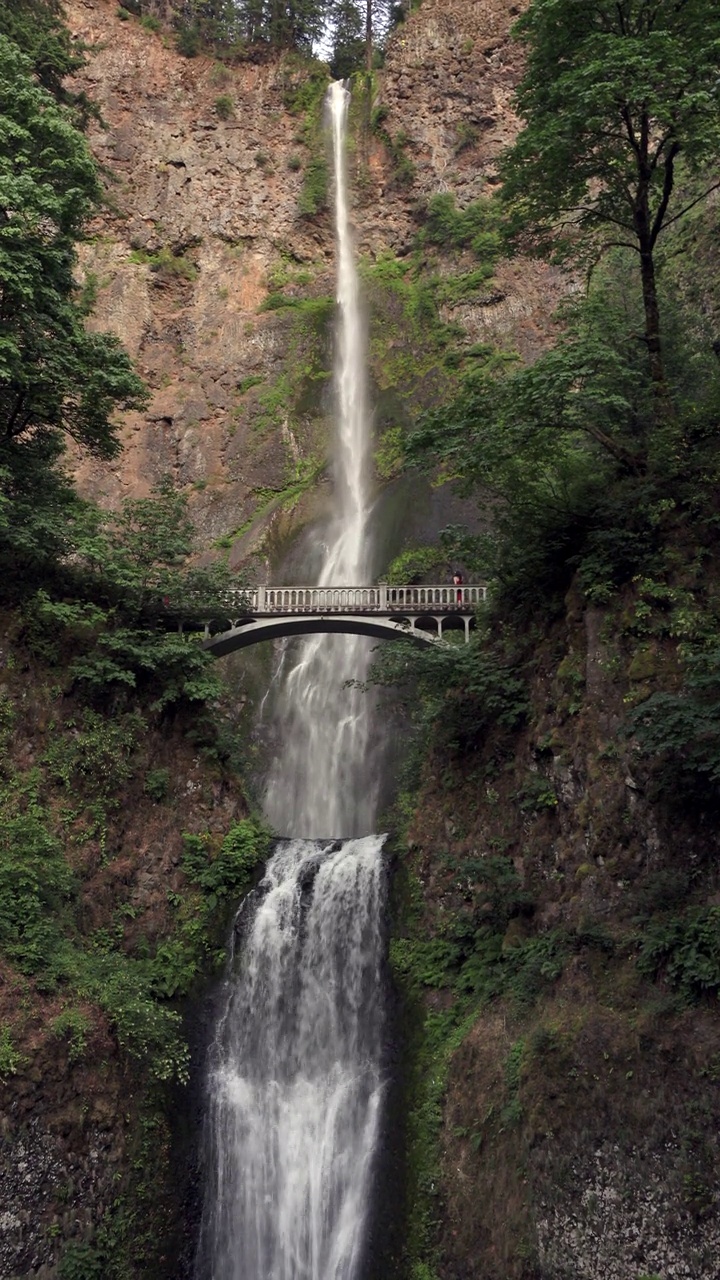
218;583;487;615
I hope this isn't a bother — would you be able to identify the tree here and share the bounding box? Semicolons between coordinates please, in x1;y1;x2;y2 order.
0;0;96;122
267;0;326;51
501;0;720;400
327;0;394;76
330;0;364;77
0;38;146;461
362;0;395;72
27;483;240;712
176;0;244;48
0;32;146;587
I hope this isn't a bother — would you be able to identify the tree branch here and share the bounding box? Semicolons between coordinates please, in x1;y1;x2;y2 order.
659;181;720;232
574;207;636;233
650;141;680;247
582;420;644;470
621;105;641;159
598;240;642;254
5;390;27;439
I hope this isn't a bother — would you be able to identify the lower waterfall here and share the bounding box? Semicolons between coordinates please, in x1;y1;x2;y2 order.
197;838;386;1280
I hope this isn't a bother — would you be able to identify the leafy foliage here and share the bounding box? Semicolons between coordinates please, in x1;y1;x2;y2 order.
408;288;651;488
329;0;365;77
405;250;720;619
422;192;503;266
0;36;146;455
383;544;447;584
0;798;76;975
215;92;234;118
0;1025;24;1079
174;0;329;54
638;908;720;999
0;705;269;1080
0;0;93;118
0;29;146;588
366;631;529;757
628;648;720;799
501;0;720;392
20;482;240;713
504;0;720;256
58;1242;105;1280
181;821;267;903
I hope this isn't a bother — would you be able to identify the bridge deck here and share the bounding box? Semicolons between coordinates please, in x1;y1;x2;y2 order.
195;583;487;654
219;583;486;618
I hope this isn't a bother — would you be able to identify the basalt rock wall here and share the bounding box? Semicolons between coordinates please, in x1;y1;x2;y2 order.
66;0;564;570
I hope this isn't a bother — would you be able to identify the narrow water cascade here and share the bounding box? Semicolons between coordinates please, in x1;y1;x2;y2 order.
263;79;379;841
196;84;389;1280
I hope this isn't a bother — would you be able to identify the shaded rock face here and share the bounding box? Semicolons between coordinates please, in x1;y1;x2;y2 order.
398;573;720;1280
0;611;251;1278
66;0;563;564
0;1040;128;1280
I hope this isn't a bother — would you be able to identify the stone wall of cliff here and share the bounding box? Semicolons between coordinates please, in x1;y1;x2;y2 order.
0;602;267;1278
391;568;720;1279
65;0;564;575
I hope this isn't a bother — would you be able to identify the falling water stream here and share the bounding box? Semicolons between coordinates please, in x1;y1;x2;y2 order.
197;84;388;1280
262;78;378;841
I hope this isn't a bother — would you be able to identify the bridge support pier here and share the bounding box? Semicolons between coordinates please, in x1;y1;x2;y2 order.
436;616;471;643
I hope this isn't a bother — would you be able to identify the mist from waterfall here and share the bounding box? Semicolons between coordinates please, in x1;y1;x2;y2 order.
196;84;388;1280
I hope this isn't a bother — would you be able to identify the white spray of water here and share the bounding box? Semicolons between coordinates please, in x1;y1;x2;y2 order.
197;837;386;1280
263;80;379;840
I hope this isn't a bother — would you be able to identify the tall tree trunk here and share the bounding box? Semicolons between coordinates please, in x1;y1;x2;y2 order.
365;0;372;73
639;240;665;391
634;179;669;415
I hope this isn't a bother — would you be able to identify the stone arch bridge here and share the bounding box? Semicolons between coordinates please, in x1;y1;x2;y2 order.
190;584;487;656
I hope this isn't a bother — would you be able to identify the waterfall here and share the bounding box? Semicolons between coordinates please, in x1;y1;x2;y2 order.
197;838;386;1280
263;79;378;841
196;84;388;1280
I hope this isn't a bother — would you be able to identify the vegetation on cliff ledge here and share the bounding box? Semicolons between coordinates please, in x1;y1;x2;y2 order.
383;3;720;1278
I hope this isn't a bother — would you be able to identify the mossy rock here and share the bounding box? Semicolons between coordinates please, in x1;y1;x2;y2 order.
627;645;660;681
502;918;531;951
575;862;597;880
557;652;585;683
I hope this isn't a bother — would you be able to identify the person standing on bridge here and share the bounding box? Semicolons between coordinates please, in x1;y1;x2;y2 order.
452;570;463;605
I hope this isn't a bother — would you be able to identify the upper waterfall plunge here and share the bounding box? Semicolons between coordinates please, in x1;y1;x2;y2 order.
262;80;381;841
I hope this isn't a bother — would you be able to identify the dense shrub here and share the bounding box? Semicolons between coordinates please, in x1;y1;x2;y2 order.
638;908;720;1000
423;192;503;264
214;93;234;119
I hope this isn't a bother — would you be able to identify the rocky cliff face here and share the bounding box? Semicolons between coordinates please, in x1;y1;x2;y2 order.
0;623;251;1278
66;0;564;569
393;576;720;1279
